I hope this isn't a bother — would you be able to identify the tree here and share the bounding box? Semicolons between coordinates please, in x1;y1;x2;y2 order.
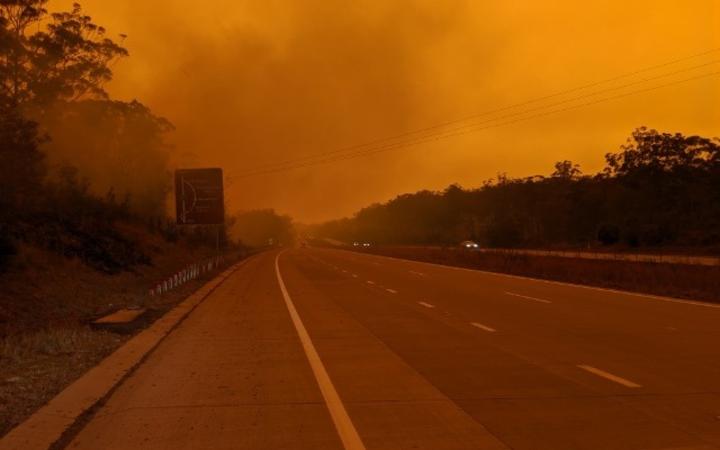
0;106;45;219
41;99;174;218
605;127;720;177
231;210;295;247
0;1;127;109
1;2;173;217
312;129;720;250
552;160;582;179
0;0;47;108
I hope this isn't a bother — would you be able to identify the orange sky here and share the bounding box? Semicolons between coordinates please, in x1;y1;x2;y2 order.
51;0;720;222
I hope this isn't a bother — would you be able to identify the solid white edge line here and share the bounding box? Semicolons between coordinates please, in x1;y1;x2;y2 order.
578;365;642;388
275;252;367;450
504;291;552;304
337;250;720;310
471;322;497;332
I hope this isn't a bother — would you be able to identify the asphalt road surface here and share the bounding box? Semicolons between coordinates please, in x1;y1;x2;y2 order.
64;247;720;450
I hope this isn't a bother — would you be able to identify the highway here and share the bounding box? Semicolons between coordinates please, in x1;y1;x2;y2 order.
64;247;720;450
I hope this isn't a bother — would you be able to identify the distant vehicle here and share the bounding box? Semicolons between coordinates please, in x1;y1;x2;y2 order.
353;242;360;247
362;242;371;247
460;240;479;249
353;241;371;248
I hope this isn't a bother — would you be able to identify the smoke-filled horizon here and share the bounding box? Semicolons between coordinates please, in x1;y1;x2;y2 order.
50;0;720;223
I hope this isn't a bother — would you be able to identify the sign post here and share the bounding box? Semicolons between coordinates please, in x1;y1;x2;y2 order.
175;168;225;225
175;168;225;253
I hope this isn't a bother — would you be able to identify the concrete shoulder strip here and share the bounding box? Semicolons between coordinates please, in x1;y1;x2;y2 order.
0;258;252;450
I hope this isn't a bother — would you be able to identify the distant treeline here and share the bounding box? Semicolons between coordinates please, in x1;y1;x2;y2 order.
0;2;220;271
314;128;720;250
230;209;295;247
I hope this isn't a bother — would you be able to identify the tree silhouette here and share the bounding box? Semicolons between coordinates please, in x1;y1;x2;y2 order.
1;1;127;109
314;128;720;251
0;107;44;218
1;2;173;219
552;160;582;179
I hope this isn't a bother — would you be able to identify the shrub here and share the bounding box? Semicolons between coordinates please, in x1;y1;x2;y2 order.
597;224;620;246
0;227;16;270
623;228;640;247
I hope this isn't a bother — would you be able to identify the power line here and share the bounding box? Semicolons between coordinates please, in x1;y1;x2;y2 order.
237;70;720;177
229;47;720;178
323;70;720;166
238;60;720;175
239;47;720;173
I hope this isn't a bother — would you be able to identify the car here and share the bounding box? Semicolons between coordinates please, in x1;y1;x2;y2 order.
460;240;479;249
362;242;371;247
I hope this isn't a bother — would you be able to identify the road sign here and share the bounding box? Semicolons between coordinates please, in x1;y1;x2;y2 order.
175;168;225;225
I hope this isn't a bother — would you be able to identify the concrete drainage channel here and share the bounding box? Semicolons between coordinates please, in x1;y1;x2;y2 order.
0;255;255;450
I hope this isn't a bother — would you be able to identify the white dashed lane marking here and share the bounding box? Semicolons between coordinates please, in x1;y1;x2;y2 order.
578;365;642;388
470;322;496;333
504;291;552;304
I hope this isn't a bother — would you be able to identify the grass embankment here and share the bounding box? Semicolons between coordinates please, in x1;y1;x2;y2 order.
0;223;243;437
353;246;720;303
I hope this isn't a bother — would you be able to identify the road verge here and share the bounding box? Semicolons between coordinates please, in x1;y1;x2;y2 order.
0;259;249;450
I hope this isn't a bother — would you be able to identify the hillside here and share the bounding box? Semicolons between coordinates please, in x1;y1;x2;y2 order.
0;220;238;436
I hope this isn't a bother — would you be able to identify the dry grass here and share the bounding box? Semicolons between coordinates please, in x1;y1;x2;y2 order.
358;246;720;303
0;224;245;437
0;224;223;335
0;327;124;436
0;267;224;437
1;327;104;361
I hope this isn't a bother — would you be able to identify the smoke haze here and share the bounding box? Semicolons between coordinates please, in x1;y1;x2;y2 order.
50;0;720;222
